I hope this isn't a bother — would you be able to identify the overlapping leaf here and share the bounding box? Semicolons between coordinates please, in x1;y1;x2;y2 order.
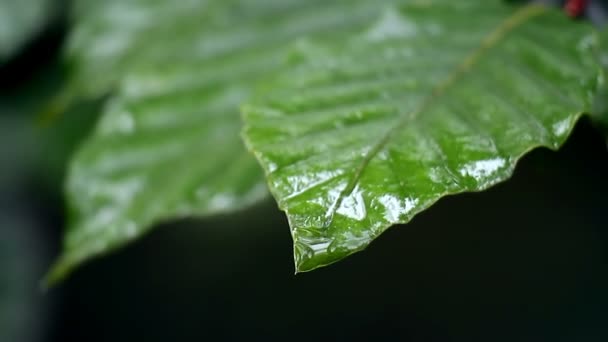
48;0;406;282
242;2;603;271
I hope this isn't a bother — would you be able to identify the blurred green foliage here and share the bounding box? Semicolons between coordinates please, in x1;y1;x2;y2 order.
0;0;57;62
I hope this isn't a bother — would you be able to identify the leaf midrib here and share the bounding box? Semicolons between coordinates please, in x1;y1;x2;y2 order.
322;3;548;226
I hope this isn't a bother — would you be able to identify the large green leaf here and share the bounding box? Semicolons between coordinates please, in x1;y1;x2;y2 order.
592;29;608;133
48;0;407;282
0;0;54;61
51;0;604;281
243;2;603;272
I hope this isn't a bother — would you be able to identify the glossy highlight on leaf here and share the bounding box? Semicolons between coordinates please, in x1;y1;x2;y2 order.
243;2;603;272
47;0;406;283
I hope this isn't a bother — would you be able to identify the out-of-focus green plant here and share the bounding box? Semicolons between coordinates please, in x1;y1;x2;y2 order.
0;0;56;62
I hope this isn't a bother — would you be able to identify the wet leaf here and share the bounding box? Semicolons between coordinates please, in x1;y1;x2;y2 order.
48;0;395;282
591;28;608;133
242;2;603;271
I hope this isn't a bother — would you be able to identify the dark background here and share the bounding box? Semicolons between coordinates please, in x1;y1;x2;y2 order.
1;1;607;341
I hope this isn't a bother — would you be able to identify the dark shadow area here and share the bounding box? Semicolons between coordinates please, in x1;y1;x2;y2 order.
42;119;608;342
0;0;67;93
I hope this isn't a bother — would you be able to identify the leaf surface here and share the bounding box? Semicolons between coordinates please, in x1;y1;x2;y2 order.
591;29;608;133
49;0;400;282
243;2;603;271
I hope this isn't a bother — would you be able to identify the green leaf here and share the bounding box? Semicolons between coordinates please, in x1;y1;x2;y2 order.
591;29;608;134
48;0;400;282
243;2;603;272
0;0;55;61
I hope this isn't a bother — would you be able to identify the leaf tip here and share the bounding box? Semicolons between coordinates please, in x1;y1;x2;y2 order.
41;252;82;290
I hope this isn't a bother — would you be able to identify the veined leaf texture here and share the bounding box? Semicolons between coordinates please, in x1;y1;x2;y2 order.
48;0;604;281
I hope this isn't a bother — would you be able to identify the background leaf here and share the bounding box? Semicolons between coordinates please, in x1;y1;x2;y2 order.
49;0;407;282
243;2;603;272
0;0;56;62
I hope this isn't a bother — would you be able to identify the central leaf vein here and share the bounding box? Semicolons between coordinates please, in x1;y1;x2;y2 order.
323;4;547;225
